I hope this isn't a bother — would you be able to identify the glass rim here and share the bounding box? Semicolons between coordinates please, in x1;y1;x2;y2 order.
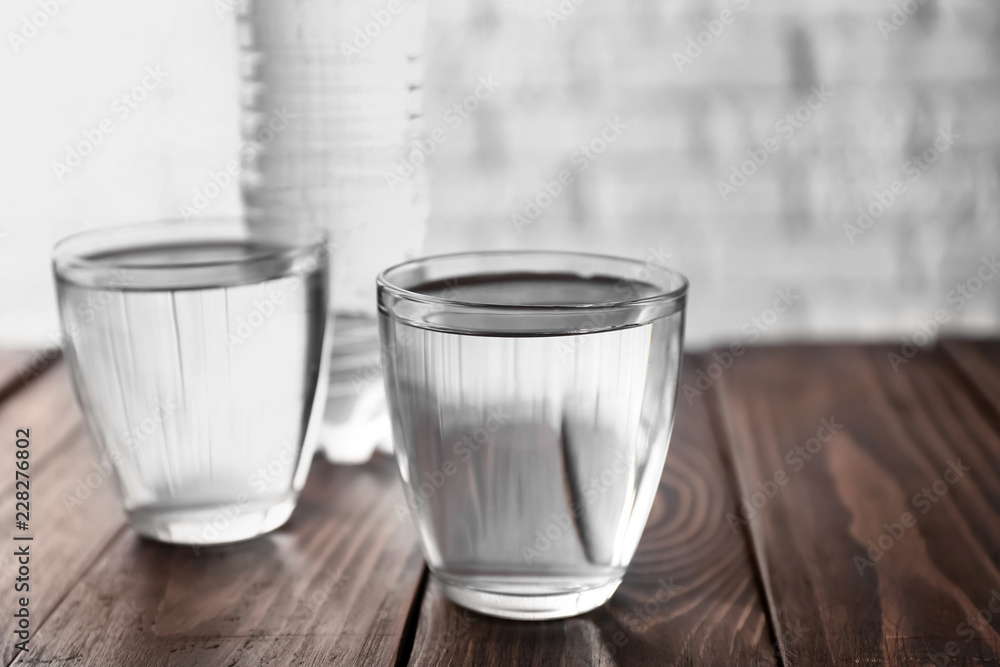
376;250;689;313
52;218;328;290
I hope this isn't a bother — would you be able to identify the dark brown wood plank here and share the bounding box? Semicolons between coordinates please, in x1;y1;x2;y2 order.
714;343;1000;666
0;351;32;396
0;360;82;486
406;358;778;666
943;339;1000;416
0;350;55;404
0;363;125;665
13;454;425;667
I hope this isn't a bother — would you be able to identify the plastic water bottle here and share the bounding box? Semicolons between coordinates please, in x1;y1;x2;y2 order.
237;0;429;462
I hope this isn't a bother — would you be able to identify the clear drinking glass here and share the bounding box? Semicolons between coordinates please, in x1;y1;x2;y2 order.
377;251;688;619
53;220;331;545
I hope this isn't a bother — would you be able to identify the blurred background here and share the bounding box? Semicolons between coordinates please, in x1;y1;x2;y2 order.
2;0;999;349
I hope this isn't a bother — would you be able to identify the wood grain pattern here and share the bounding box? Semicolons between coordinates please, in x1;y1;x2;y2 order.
0;363;125;665
4;342;1000;665
405;359;778;666
713;343;1000;666
944;340;1000;416
0;351;47;405
13;455;426;667
0;360;81;474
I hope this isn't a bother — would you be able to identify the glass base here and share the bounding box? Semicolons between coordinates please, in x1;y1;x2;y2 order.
436;573;623;620
125;495;297;546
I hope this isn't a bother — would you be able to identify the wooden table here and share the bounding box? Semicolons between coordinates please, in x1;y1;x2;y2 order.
2;341;1000;666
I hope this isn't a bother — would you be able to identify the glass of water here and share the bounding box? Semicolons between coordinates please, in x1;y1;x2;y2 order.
377;251;688;619
53;220;331;545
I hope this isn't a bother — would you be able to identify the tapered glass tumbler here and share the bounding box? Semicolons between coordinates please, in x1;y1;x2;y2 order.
377;251;687;619
53;220;331;545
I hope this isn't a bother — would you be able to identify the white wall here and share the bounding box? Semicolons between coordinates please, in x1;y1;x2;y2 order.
1;0;241;345
3;0;999;349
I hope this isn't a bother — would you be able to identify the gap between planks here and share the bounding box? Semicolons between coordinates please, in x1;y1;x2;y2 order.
393;567;430;667
700;351;787;667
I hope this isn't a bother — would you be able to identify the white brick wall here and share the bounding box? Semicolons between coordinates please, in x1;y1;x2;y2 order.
419;0;1000;348
1;0;997;348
